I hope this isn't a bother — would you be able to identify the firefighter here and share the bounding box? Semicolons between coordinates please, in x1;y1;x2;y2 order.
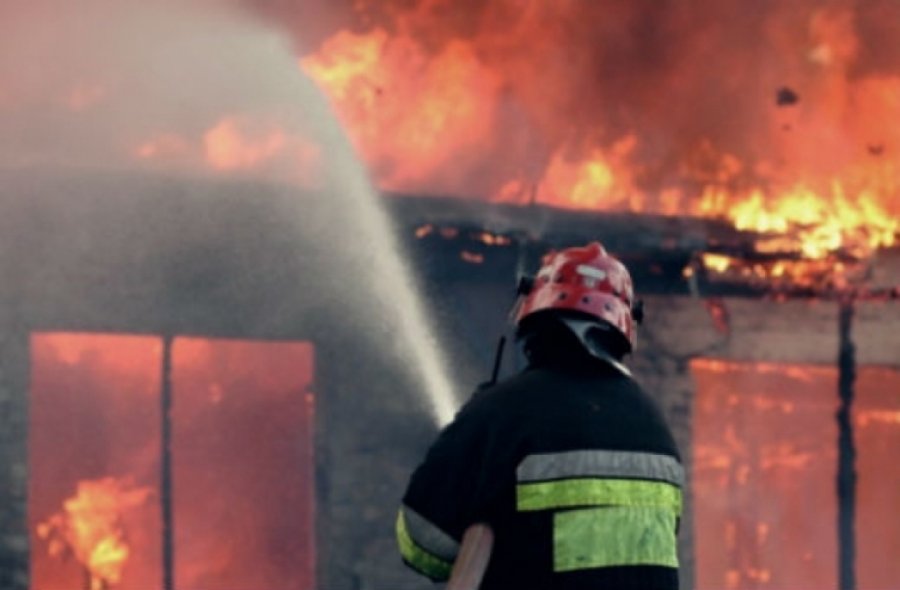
396;242;683;590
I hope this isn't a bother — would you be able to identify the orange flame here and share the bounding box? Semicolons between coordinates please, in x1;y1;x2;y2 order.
135;116;321;184
204;118;288;171
502;136;643;211
36;477;153;590
298;1;900;288
301;27;500;194
704;183;897;257
460;250;484;264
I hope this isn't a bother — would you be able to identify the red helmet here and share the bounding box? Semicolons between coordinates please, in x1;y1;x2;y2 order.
515;242;639;352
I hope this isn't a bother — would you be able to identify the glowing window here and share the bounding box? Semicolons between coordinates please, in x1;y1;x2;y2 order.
692;359;900;590
29;333;316;590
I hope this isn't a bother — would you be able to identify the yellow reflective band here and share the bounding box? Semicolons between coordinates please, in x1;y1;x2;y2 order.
554;506;679;571
395;510;453;580
517;478;682;512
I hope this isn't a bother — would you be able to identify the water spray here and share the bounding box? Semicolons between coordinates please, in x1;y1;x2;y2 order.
309;122;460;426
265;30;461;427
0;0;462;427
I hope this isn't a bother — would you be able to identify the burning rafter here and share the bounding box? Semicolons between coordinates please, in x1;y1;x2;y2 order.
390;195;900;300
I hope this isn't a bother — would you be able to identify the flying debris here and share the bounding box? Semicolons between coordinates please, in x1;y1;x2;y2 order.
776;86;800;106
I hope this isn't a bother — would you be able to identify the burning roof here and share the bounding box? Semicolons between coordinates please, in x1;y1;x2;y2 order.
294;0;900;290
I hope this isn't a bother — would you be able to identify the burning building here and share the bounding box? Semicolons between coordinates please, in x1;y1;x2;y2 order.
1;0;900;589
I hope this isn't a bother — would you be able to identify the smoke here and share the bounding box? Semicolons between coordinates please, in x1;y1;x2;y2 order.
0;0;458;422
272;0;900;208
0;0;322;182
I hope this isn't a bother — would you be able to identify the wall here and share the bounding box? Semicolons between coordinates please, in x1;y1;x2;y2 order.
0;327;28;590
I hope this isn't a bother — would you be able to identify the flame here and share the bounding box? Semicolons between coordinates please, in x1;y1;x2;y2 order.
414;225;512;248
514;136;644;211
857;410;900;427
414;224;434;238
204;118;287;171
14;0;898;293
473;231;511;246
36;477;153;589
135;116;321;184
296;1;900;291
691;358;830;382
709;183;898;258
301;27;500;193
460;250;484;264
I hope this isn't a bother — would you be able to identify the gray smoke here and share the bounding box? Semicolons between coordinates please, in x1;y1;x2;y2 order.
0;0;458;418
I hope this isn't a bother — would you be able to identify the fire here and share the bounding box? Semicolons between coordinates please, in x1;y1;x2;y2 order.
692;358;900;589
473;231;511;247
719;184;897;257
301;27;500;194
507;136;644;211
135;116;321;184
11;0;898;290
414;224;434;238
460;250;484;264
413;224;513;248
204;118;286;172
297;0;900;288
36;477;153;590
697;182;898;286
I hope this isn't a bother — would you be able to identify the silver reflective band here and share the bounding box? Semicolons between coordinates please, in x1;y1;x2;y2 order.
517;450;683;487
576;264;607;280
400;504;460;561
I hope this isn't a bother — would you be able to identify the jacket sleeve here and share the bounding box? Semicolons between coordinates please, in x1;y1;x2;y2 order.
396;394;505;581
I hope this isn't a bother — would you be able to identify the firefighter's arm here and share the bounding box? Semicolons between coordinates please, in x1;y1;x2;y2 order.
446;523;494;590
396;398;495;581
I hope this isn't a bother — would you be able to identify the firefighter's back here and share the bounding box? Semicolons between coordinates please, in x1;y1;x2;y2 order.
397;243;681;590
477;363;682;590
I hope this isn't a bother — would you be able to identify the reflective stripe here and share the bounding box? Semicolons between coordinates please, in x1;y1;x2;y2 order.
399;504;460;561
516;451;682;572
517;478;682;512
554;506;679;570
517;450;683;487
396;510;454;580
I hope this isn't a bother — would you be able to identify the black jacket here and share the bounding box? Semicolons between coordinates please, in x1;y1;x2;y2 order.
397;356;682;589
